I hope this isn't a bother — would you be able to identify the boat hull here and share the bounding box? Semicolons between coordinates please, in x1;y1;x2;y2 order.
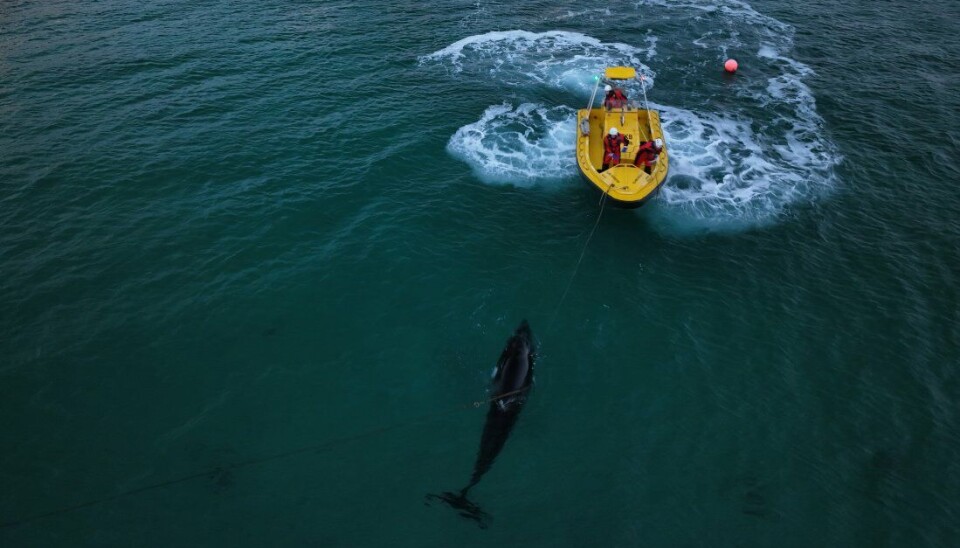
575;107;668;208
577;169;661;209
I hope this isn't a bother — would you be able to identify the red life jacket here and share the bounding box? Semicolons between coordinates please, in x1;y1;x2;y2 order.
634;141;662;167
604;89;628;109
603;134;628;164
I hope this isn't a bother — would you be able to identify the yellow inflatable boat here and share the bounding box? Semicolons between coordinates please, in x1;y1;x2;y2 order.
576;66;668;208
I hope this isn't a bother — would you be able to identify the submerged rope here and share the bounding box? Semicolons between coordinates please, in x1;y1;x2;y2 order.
546;183;612;334
0;387;530;530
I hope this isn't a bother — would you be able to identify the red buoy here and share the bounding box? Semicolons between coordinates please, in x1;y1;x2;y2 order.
724;59;738;73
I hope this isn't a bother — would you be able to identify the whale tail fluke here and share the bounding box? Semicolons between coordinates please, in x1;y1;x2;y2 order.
425;489;491;529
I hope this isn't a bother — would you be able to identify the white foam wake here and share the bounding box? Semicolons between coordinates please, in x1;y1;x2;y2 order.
651;103;837;231
553;8;612;22
419;30;655;95
447;103;576;187
428;0;842;232
634;0;840;231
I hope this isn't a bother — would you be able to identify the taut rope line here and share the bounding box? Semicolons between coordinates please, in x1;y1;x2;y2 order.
546;183;612;335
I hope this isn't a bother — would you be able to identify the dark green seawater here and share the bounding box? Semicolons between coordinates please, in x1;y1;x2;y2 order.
2;0;959;545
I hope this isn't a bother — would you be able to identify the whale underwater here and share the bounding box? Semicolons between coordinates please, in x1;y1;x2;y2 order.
427;320;536;528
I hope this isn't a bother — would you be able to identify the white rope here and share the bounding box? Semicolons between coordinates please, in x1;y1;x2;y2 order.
546;184;611;334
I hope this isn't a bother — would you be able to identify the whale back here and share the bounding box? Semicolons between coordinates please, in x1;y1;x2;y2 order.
492;320;535;400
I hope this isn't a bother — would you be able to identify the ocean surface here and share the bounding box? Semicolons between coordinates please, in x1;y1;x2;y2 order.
2;0;959;545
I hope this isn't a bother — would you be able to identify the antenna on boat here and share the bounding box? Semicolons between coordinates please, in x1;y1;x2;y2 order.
637;74;655;139
586;74;601;111
581;74;602;137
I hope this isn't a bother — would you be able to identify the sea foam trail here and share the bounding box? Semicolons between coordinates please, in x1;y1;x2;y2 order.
636;0;840;231
419;30;655;95
447;103;576;187
650;103;837;232
429;0;841;231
